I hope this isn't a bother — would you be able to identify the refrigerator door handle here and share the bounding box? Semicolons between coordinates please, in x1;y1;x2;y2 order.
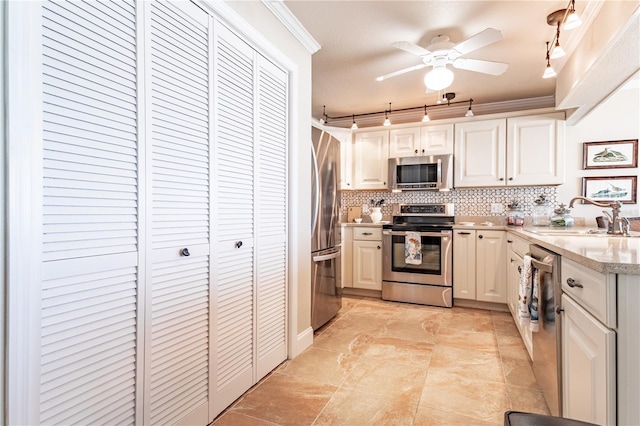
313;250;341;262
311;142;320;237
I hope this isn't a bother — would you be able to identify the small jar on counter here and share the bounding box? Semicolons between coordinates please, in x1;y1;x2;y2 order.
550;204;574;227
532;194;552;226
506;201;524;226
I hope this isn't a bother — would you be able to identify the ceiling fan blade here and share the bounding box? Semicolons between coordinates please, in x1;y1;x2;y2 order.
452;28;503;55
375;63;427;81
452;58;509;75
391;41;431;57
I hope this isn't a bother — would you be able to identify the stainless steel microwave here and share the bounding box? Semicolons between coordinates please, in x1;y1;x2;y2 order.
388;154;453;191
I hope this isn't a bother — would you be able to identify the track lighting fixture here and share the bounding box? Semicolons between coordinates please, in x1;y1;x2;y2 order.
383;103;392;126
319;105;327;124
543;42;557;79
543;0;581;77
319;95;475;129
422;105;430;122
465;99;474;117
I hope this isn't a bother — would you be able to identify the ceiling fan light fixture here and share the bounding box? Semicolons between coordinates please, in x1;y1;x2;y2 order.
424;66;454;91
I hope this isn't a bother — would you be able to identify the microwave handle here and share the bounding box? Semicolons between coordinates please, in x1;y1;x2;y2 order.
437;158;442;188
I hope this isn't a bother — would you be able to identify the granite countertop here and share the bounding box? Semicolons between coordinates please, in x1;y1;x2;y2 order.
452;220;640;275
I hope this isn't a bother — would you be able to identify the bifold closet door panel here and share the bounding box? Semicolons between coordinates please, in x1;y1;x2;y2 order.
210;22;256;419
145;1;211;425
255;56;288;380
41;1;139;424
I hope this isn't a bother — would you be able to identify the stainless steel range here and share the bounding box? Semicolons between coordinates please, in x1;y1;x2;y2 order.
382;203;454;307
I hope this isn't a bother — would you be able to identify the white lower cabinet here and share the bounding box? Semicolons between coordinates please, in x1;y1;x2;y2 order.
453;230;506;303
352;227;382;291
561;257;616;425
562;294;616;425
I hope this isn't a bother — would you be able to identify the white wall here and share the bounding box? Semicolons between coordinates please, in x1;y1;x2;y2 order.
558;83;640;225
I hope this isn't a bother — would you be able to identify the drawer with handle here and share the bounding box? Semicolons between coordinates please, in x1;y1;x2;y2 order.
354;227;382;240
561;256;616;328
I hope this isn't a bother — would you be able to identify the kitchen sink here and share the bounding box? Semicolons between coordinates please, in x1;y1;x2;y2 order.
527;228;640;238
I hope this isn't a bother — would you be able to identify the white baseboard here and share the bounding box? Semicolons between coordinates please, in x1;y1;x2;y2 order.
289;326;313;358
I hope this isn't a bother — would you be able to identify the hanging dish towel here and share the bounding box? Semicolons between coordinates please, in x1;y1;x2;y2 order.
404;231;422;265
518;255;533;327
529;269;540;332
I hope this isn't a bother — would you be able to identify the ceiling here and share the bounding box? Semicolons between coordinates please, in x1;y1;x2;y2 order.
283;0;591;127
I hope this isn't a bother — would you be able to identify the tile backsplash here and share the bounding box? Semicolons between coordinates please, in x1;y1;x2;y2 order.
341;186;559;218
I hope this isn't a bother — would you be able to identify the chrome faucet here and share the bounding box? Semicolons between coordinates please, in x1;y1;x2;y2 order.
568;196;624;235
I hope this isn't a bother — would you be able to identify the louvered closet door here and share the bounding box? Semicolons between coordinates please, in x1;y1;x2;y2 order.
41;1;139;425
255;57;288;380
145;2;211;425
210;22;256;418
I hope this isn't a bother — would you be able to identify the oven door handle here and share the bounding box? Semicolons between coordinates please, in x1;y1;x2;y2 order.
383;230;451;237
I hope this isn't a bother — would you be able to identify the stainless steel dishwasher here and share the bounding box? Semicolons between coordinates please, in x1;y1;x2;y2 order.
529;244;562;417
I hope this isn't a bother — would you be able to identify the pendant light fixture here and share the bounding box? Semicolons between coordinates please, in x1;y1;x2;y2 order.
563;0;582;30
543;42;557;79
383;103;391;126
422;105;430;122
549;24;566;59
351;114;358;130
465;99;474;117
319;105;327;124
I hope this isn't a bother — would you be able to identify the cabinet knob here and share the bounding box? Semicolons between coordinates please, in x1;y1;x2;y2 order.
377;245;381;250
510;258;514;263
508;177;514;181
507;240;513;243
414;149;419;154
566;278;583;288
499;178;504;181
363;232;373;235
478;235;483;239
347;182;350;186
383;182;386;185
517;266;522;273
235;241;243;249
421;149;425;154
457;231;471;235
180;248;190;257
556;306;564;314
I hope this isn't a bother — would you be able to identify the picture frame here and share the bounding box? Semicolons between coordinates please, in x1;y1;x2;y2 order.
583;139;638;169
582;176;637;204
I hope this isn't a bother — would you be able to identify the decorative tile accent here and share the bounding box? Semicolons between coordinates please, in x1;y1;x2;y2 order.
341;187;559;217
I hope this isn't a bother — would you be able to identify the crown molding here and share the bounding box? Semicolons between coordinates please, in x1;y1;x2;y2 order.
262;0;321;54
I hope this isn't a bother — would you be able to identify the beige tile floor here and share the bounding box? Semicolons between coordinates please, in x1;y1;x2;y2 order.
212;296;550;426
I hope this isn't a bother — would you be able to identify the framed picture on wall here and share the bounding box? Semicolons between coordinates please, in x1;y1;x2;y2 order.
583;139;638;169
582;176;637;204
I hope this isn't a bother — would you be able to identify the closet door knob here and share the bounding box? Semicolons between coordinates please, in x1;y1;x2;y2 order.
235;241;243;249
180;248;190;257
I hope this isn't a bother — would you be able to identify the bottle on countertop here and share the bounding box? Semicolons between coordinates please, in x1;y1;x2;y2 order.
532;194;552;226
550;203;574;227
506;201;524;226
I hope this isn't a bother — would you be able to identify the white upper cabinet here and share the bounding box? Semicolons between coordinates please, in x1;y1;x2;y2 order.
389;124;453;158
354;130;389;190
506;113;565;186
455;119;506;187
455;113;565;187
324;126;353;190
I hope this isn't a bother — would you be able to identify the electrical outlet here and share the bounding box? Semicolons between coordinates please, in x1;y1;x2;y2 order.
491;203;504;214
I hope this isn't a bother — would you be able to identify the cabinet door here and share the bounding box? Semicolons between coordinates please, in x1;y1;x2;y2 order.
352;240;382;290
507;114;565;186
453;230;476;299
341;226;354;288
325;126;353;190
146;2;212;425
354;131;389;190
562;294;616;426
507;250;521;316
40;2;140;424
476;230;507;303
389;127;420;157
454;119;506;187
421;123;454;155
211;22;256;418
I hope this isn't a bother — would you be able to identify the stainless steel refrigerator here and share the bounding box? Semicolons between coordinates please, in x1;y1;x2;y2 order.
311;125;342;330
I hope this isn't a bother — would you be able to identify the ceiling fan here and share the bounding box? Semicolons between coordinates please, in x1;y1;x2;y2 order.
376;28;510;91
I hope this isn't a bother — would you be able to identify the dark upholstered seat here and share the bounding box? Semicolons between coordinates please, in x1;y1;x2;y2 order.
504;411;598;426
